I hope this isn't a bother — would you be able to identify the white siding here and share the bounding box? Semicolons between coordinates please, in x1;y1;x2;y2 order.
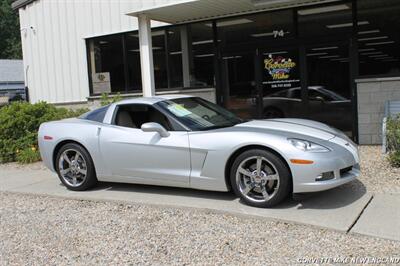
19;0;185;104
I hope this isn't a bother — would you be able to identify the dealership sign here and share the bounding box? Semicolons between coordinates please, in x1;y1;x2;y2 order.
92;72;111;94
264;54;300;89
264;55;296;80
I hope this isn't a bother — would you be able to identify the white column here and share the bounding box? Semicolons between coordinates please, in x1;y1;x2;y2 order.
138;14;155;97
180;26;191;87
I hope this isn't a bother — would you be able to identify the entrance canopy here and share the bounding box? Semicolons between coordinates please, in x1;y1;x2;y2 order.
126;0;337;24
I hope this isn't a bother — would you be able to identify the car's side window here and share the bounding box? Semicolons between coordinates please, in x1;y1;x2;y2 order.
80;105;109;123
113;104;176;131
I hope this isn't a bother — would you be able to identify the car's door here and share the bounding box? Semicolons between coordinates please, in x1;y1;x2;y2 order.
98;104;190;186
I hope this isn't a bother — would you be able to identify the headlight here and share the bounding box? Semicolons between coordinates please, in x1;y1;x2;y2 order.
288;138;330;152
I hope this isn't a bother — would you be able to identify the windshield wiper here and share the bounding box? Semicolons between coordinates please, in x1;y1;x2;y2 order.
201;124;236;131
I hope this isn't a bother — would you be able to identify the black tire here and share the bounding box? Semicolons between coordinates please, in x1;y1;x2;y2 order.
230;149;291;208
55;143;97;191
263;107;284;119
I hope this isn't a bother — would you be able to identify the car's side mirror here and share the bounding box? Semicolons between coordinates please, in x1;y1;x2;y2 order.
141;122;170;138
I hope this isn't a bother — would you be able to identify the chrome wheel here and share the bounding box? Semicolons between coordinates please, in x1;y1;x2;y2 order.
235;156;280;203
58;149;88;187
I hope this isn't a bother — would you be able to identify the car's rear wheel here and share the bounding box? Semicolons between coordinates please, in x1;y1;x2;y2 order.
230;149;291;208
55;143;97;191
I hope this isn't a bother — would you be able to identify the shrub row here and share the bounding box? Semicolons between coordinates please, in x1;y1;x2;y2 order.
0;101;88;164
100;92;122;106
386;115;400;167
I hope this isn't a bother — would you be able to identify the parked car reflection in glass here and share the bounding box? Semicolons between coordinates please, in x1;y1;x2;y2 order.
262;86;352;134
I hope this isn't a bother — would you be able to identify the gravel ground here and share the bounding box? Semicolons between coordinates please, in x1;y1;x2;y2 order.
1;192;399;265
356;146;400;194
1;145;399;265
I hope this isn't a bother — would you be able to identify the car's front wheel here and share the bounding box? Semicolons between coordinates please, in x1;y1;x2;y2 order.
230;149;291;208
55;143;97;191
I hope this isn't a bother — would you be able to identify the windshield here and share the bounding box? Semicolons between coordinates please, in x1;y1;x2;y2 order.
157;97;243;131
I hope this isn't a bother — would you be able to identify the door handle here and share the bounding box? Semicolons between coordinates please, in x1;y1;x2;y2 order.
96;127;101;137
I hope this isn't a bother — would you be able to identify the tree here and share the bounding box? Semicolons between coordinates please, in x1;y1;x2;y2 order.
0;0;22;59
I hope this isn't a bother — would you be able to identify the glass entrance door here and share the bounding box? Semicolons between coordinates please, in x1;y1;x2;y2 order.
216;8;295;120
260;48;307;119
221;51;258;119
214;3;355;137
305;43;353;136
219;42;354;137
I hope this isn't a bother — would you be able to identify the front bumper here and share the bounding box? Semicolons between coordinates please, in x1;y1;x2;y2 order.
293;164;360;193
291;137;360;193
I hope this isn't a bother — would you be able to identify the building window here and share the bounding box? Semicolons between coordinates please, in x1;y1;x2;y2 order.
125;32;142;91
166;27;183;88
88;35;126;94
152;30;169;89
217;10;295;48
189;23;214;87
305;44;353;135
163;23;215;89
357;0;400;77
87;24;216;95
298;3;353;39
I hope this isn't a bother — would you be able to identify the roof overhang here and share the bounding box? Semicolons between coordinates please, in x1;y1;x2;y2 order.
11;0;36;10
127;0;340;24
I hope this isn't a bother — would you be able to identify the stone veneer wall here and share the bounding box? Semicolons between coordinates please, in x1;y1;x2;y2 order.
357;77;400;144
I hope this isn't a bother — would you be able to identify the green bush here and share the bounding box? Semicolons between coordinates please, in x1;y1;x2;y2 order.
16;147;41;164
0;101;88;163
386;115;400;167
100;92;123;106
388;151;400;168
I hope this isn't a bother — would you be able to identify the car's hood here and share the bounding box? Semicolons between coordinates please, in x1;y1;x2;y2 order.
235;118;339;140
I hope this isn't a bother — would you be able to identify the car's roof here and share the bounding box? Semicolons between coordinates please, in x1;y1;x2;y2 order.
115;94;193;105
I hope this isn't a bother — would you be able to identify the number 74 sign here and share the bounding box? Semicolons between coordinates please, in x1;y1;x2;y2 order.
273;30;289;38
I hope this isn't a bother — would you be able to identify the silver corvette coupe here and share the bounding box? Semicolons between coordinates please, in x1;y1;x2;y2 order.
38;95;360;208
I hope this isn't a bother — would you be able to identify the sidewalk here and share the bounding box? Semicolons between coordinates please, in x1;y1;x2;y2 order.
0;167;398;241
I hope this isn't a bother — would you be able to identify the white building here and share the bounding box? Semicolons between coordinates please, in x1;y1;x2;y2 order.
12;0;400;144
